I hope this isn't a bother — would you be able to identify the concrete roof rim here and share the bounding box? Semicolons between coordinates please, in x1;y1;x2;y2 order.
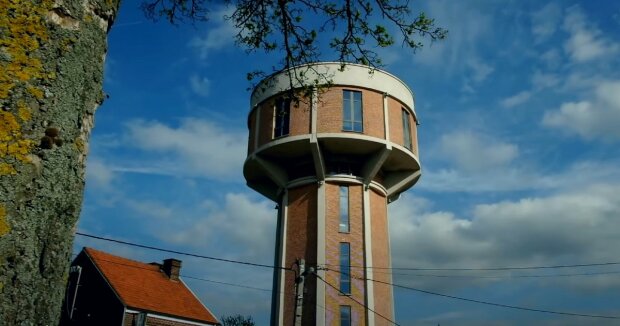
251;61;414;96
249;62;415;110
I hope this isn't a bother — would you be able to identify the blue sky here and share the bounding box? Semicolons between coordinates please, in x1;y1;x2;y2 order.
74;1;620;325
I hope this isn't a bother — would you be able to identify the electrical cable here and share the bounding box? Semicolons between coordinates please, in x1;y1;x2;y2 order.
323;268;620;320
373;269;620;279
75;233;620;319
74;252;277;293
320;261;620;272
312;271;401;326
76;231;619;273
73;250;337;326
75;232;293;271
182;275;272;292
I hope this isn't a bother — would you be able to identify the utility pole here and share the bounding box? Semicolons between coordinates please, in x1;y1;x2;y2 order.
293;258;305;326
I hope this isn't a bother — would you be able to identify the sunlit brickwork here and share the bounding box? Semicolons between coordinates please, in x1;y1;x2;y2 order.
244;63;421;326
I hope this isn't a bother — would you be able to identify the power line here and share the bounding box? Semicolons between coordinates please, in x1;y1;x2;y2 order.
323;268;620;320
76;252;276;293
183;275;273;292
388;279;620;319
320;260;620;272
312;271;401;326
75;233;620;319
75;232;292;271
77;232;620;273
95;254;357;322
376;269;620;279
75;251;347;322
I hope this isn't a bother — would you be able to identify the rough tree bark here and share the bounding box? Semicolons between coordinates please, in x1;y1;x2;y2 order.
0;0;120;324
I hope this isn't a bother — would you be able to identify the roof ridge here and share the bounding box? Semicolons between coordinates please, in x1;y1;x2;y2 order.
85;247;161;268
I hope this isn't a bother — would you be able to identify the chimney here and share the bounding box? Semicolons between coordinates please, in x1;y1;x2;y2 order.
162;258;182;281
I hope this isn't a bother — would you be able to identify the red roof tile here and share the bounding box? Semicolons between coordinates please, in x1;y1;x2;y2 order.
84;247;218;324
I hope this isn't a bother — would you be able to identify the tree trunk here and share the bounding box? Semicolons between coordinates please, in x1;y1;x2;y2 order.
0;0;120;324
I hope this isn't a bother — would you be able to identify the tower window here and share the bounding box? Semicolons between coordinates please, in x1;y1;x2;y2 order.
343;90;363;132
340;305;351;326
274;98;291;137
340;242;351;294
339;186;349;233
402;108;412;150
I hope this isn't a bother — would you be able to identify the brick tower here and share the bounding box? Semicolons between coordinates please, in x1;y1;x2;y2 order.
244;63;420;326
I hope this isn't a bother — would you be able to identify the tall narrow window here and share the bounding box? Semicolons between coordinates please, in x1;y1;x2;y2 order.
343;90;363;132
274;98;290;137
339;186;349;233
340;242;351;294
402;108;412;150
340;305;351;326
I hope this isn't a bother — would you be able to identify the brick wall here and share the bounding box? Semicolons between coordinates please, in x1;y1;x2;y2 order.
387;96;417;155
316;87;385;139
284;184;318;325
254;94;312;151
257;99;275;148
387;97;404;148
369;189;393;326
363;89;385;139
324;183;366;326
316;87;343;134
410;114;419;156
289;98;311;136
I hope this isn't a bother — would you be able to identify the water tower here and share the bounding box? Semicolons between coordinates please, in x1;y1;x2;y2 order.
244;63;420;326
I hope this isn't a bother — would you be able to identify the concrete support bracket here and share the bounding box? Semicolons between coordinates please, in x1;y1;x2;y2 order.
310;135;326;181
385;170;421;200
255;156;289;189
361;144;391;186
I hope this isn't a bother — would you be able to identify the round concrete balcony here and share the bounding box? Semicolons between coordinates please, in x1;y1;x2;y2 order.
244;63;421;202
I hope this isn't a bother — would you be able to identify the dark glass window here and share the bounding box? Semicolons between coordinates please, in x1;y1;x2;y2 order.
340;305;351;326
402;108;412;150
274;98;290;137
340;242;351;294
339;186;349;233
343;90;363;132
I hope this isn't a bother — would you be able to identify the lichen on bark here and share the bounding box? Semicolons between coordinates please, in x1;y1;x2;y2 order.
0;205;9;236
0;0;120;324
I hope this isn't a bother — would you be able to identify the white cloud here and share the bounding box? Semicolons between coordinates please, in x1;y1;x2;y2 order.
124;199;175;220
437;131;518;172
500;72;559;109
413;0;490;69
500;91;532;108
467;59;494;83
409;1;498;96
562;6;619;63
190;75;211;97
560;71;604;93
86;159;115;189
539;49;562;70
389;184;620;291
124;118;247;180
154;193;276;262
189;7;236;60
543;81;620;140
531;71;560;90
421;159;620;193
531;3;562;43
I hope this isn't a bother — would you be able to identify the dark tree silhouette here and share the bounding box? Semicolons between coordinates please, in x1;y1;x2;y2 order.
220;314;256;326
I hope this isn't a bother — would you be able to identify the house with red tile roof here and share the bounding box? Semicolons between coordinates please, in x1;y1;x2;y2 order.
60;247;219;326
